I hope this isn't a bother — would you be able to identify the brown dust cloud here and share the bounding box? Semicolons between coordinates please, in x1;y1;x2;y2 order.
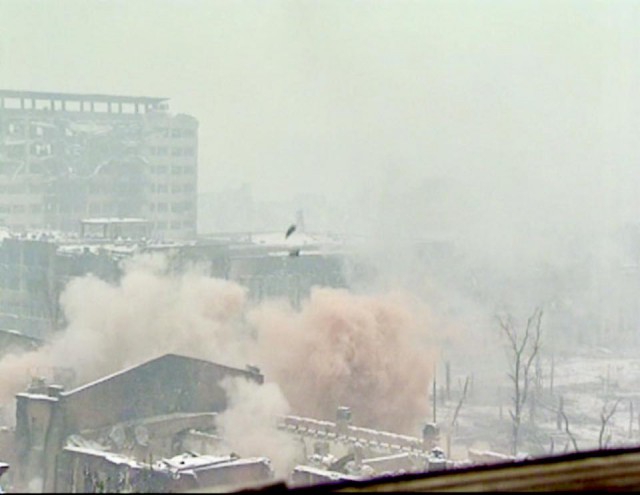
0;254;441;442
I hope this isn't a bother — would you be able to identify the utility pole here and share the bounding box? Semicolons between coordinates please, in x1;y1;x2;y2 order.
433;367;437;423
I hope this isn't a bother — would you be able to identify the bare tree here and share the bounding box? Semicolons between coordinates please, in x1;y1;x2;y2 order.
598;399;620;449
498;307;543;455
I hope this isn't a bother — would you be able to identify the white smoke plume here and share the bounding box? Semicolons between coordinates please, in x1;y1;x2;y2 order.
216;377;303;478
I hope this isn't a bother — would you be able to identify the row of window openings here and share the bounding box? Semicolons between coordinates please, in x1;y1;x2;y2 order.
5;122;195;139
0;163;195;176
151;128;196;139
0;220;194;233
86;183;194;194
153;220;194;230
0;202;193;214
0;204;133;215
149;184;195;193
147;146;195;157
2;143;194;159
0;182;195;194
149;202;194;213
0;205;43;214
2;100;153;113
148;165;196;175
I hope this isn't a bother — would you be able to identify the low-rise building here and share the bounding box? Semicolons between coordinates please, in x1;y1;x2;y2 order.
12;353;263;492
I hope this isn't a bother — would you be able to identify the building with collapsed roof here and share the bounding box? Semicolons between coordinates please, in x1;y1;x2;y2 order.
11;353;264;492
0;89;198;240
279;408;449;488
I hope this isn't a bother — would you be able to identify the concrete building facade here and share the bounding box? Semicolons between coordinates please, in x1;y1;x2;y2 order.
0;90;198;240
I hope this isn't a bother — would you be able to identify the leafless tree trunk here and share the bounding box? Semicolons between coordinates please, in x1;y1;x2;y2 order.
556;395;564;431
550;354;555;395
599;399;620;449
451;376;470;433
432;367;437;423
560;406;579;452
498;307;543;456
446;361;451;401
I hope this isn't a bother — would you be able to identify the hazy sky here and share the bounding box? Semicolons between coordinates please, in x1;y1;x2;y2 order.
1;0;639;220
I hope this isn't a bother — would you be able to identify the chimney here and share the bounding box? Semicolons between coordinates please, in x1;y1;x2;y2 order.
46;385;64;399
336;406;352;435
353;442;364;467
296;209;305;233
422;422;439;450
27;377;47;394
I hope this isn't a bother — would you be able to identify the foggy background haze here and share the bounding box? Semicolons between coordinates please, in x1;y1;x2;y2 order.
2;0;639;245
3;2;640;485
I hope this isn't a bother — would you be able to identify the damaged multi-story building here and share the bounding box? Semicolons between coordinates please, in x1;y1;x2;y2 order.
0;89;198;240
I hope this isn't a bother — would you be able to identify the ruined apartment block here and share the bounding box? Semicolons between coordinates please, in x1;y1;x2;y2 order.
0;90;198;240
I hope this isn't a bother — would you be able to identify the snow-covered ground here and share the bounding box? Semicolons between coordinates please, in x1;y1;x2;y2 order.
438;347;640;461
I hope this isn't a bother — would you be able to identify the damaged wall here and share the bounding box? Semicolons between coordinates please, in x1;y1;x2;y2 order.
13;353;263;492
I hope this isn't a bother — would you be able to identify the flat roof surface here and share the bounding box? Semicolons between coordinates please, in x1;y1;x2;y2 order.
0;89;167;104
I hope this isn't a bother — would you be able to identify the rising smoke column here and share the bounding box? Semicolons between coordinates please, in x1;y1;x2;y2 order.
216;377;303;478
250;287;437;434
0;254;251;409
0;254;439;437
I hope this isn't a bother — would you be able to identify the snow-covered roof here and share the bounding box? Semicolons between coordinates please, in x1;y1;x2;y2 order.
62;445;143;468
15;392;58;403
292;465;363;481
159;453;237;471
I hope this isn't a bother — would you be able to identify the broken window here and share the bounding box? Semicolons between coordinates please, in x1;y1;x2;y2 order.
8;121;24;136
7;144;25;159
29;125;44;138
